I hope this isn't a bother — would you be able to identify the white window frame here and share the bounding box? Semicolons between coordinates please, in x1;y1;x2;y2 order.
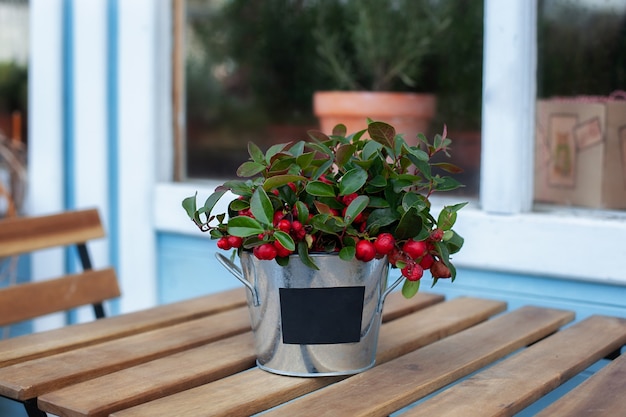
155;0;626;286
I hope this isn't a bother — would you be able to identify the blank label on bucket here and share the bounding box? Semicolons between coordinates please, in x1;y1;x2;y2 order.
279;286;365;344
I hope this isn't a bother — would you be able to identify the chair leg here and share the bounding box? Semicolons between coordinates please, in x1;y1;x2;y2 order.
23;399;47;417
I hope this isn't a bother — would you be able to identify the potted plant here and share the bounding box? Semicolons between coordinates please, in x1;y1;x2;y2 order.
312;0;449;141
182;121;466;376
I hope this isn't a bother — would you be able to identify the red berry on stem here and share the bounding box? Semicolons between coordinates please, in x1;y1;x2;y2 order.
355;240;376;262
273;211;285;225
403;239;427;259
217;237;232;250
277;219;292;233
430;228;444;241
226;235;243;249
419;253;435;269
431;260;452;279
374;233;395;255
401;261;424;281
253;243;278;261
274;240;293;258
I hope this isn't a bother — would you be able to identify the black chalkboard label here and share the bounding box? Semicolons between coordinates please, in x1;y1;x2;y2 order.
279;286;365;344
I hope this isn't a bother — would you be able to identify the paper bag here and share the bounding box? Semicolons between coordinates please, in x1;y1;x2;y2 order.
534;96;626;209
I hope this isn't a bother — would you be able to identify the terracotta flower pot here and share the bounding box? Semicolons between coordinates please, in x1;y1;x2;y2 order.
313;91;436;144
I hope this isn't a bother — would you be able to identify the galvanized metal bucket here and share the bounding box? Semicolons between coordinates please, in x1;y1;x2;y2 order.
216;251;403;377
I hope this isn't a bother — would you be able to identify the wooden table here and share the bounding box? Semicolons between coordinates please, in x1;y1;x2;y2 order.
1;288;625;417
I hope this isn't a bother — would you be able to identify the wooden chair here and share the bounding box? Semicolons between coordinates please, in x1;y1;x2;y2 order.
0;208;120;417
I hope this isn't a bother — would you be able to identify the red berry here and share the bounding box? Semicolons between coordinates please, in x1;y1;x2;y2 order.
342;193;359;205
287;182;297;192
227;235;243;249
430;228;444;241
419;253;435;269
239;208;254;218
291;221;303;232
273;211;285;225
274;240;293;258
253;243;278;260
277;219;292;233
374;233;395;255
403;239;427;259
401;261;424;281
388;247;404;267
355;240;376;262
216;237;232;250
431;260;452;279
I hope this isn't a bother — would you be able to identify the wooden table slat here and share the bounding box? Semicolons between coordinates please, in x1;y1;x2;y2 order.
0;306;252;400
106;297;506;417
258;306;575;417
402;315;626;417
36;291;449;417
534;349;626;417
0;287;247;367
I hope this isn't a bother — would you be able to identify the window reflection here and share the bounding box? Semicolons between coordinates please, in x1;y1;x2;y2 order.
182;0;483;198
535;0;626;210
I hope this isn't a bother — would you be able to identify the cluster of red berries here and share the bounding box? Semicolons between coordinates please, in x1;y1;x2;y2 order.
252;212;307;260
354;230;451;282
216;185;452;282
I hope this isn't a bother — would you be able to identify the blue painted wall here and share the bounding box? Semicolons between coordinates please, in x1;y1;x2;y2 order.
156;232;626;321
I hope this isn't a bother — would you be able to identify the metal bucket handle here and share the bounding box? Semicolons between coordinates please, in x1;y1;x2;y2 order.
216;252;404;311
215;253;261;306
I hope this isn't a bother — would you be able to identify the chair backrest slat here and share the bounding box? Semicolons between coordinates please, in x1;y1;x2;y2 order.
0;208;105;257
0;268;120;327
0;208;119;328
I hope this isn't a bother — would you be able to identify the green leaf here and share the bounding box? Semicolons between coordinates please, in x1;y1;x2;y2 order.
236;161;266;177
434;176;464;192
335;144;356;168
182;194;197;220
332;123;347;137
227;216;265;237
395;207;423;240
406;146;429;162
296;152;315;169
339;168;368;196
402;279;420;298
437;207;457;231
306;180;336;197
265;143;289;164
250;187;273;226
248;142;265;164
445;230;464;254
368;121;396;148
433;162;464;174
229;199;248;212
312;158;334;180
263;175;306;191
306;130;331;144
339;245;356;261
274;230;295;251
297;240;319;270
344;195;369;225
295;201;309;224
368;196;390;208
367;207;399;229
362;140;382;160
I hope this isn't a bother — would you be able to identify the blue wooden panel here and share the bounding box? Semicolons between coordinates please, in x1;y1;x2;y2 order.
156;233;240;304
157;232;626;320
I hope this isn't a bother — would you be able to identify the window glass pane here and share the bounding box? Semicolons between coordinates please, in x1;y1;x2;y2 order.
0;0;28;218
183;0;482;198
535;0;626;210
